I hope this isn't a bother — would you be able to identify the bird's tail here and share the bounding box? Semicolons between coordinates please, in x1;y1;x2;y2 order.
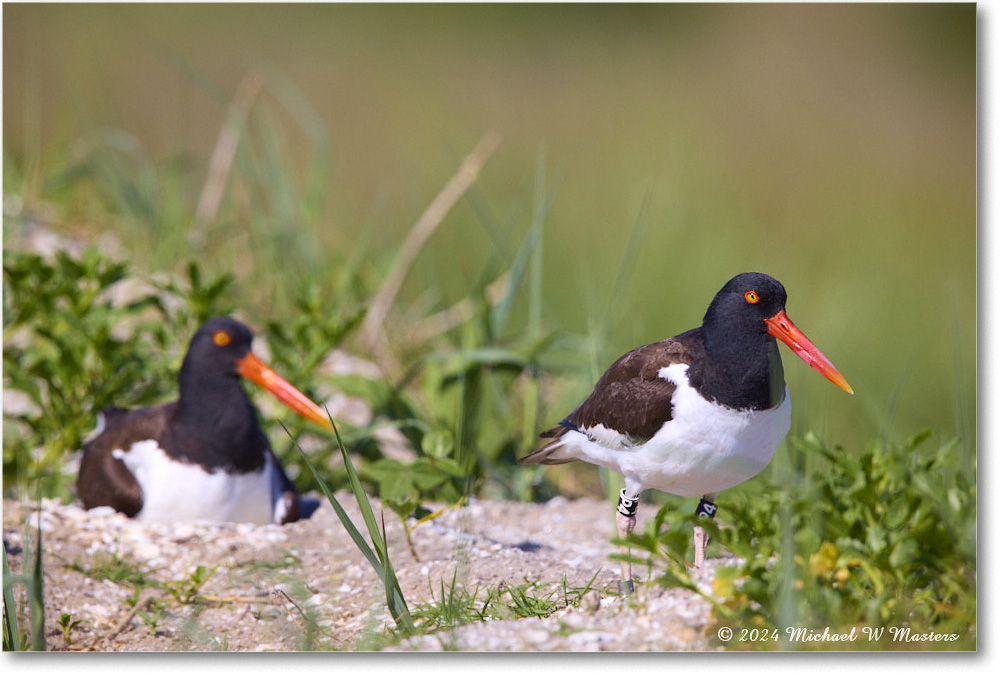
517;425;578;465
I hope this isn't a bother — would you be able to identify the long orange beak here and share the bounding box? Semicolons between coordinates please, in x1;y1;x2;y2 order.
236;352;335;430
764;310;853;394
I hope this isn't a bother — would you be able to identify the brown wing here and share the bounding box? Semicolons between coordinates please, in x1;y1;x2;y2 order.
76;403;176;516
519;329;703;464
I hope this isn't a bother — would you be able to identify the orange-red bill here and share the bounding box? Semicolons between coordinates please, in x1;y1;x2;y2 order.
764;310;853;395
236;352;335;430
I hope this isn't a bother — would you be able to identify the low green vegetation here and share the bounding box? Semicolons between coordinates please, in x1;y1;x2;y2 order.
411;571;600;633
64;554;218;607
56;611;86;649
2;249;235;497
625;430;976;650
2;503;45;651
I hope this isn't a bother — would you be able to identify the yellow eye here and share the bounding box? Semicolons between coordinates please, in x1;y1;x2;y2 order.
745;290;760;304
212;330;231;347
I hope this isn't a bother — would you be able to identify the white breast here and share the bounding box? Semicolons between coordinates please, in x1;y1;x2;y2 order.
113;440;281;524
560;363;791;498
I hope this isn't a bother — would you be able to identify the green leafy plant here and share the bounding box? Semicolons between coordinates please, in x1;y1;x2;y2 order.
2;248;235;498
163;565;218;605
261;280;367;486
153;261;236;328
363;426;466;558
57;612;85;648
65;551;158;589
402;210;558;502
3;248;170;496
126;590;166;636
631;431;976;650
264;282;366;385
69;555;217;609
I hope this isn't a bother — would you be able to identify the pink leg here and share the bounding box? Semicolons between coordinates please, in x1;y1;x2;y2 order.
693;495;717;568
616;488;640;593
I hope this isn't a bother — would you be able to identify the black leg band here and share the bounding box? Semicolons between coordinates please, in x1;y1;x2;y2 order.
695;497;717;519
617;489;639;517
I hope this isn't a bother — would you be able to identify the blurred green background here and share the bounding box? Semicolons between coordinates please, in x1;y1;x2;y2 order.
3;3;976;473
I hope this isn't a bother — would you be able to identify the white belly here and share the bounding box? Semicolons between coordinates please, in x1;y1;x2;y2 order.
114;440;279;524
562;363;791;498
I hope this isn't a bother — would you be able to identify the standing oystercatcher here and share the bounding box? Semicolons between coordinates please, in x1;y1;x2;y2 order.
77;317;333;525
518;273;852;590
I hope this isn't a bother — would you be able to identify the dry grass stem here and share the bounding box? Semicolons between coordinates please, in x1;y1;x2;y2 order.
192;71;266;238
361;130;503;371
86;590;155;650
405;271;511;345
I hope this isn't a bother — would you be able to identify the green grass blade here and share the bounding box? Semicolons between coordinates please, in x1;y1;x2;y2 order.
284;424;382;572
599;185;653;342
328;419;413;631
2;541;23;651
283;421;413;633
28;497;46;651
491;147;558;336
520;150;552;453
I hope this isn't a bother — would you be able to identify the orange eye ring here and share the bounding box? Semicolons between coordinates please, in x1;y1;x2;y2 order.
212;330;231;347
745;290;760;304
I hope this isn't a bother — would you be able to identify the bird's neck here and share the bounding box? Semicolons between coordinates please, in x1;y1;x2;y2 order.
172;368;269;471
176;364;246;418
695;330;786;411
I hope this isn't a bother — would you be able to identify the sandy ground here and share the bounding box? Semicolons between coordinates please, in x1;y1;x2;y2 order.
3;493;726;652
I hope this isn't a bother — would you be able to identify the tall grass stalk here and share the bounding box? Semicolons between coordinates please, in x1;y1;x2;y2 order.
518;150;551;455
584;191;654;528
2;496;47;651
28;511;45;651
360;130;503;371
284;419;414;635
2;537;24;651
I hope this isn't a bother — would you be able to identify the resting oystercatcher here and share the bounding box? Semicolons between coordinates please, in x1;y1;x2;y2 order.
77;317;333;525
518;272;852;590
